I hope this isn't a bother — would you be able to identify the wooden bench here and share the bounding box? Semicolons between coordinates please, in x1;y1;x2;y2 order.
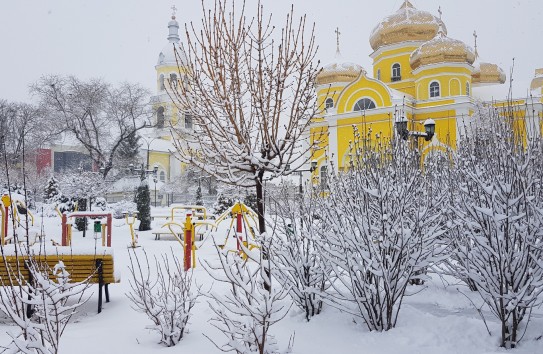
0;253;118;313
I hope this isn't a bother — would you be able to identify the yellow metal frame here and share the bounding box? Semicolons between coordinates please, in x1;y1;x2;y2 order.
171;205;207;220
124;212;139;248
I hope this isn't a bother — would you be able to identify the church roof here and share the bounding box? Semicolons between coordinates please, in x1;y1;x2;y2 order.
370;1;447;50
315;47;363;86
410;27;475;70
157;15;187;66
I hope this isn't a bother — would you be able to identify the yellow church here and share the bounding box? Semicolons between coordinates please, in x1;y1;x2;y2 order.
144;2;543;192
310;1;543;176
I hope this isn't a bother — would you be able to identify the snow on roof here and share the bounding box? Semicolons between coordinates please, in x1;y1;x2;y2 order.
370;1;447;50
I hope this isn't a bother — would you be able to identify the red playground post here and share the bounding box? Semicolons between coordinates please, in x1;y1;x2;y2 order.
236;212;243;251
184;213;193;271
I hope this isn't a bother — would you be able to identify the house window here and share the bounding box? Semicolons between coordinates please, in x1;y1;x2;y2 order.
159;171;166;182
353;98;376;111
391;63;401;82
466;82;470;96
185;114;193;129
170;73;178;89
320;165;328;189
325;98;334;109
430;81;440;98
159;74;165;91
157;106;165;128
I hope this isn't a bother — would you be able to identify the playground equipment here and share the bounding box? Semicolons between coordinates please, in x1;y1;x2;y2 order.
1;194;41;245
148;202;260;270
215;202;260;258
124;211;140;248
61;212;112;247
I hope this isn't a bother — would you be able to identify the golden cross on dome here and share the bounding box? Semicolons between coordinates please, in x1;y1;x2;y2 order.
473;30;479;57
335;27;341;52
171;5;177;18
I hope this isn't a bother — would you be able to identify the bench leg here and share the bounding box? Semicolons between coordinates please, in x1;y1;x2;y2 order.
105;283;110;303
24;261;34;318
96;259;103;313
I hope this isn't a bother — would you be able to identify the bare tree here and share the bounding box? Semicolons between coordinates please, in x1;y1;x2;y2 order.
169;0;322;253
268;185;330;321
448;103;543;349
0;257;90;354
126;249;197;347
202;242;293;354
30;76;151;178
315;129;448;331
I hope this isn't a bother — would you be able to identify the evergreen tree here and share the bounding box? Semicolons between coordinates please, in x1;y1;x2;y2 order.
213;192;234;215
136;178;151;231
243;193;258;212
74;198;87;232
194;184;203;206
116;132;142;168
43;176;61;203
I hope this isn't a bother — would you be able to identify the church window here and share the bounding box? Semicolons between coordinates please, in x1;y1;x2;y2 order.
320;165;328;189
466;82;470;96
170;73;178;89
391;63;401;82
185;114;193;129
377;69;381;81
157;106;165;128
159;170;166;182
159;74;165;91
325;98;334;109
430;81;440;98
353;98;376;111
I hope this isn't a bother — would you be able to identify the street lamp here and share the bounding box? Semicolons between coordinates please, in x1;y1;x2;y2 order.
395;116;436;141
286;160;318;196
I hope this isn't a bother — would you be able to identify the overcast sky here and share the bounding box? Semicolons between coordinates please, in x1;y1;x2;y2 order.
1;0;541;103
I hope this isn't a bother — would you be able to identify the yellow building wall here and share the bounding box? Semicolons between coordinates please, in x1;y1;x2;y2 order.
372;46;419;82
148;151;171;179
336;75;393;114
316;84;348;111
336;112;395;168
414;66;471;100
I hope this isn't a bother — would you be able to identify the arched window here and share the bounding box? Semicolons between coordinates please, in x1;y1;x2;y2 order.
429;81;440;98
377;69;381;81
353;98;376;111
157;106;165;128
391;63;401;81
170;73;178;89
185;114;193;129
159;74;165;91
159;171;166;182
466;82;470;96
325;98;334;109
320;165;328;189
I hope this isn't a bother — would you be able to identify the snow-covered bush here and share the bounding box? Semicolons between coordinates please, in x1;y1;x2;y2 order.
127;249;197;347
268;188;330;321
448;107;543;349
0;258;91;354
315;130;448;331
107;200;137;219
202;243;293;354
213;192;235;215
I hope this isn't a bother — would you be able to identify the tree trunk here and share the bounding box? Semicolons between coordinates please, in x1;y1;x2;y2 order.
255;171;270;291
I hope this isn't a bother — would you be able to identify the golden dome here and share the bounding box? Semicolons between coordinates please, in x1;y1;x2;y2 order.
410;28;475;70
530;68;543;92
315;60;363;86
472;62;506;86
369;1;447;51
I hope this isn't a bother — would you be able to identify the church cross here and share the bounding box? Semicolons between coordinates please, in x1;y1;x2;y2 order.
335;27;341;52
171;5;177;18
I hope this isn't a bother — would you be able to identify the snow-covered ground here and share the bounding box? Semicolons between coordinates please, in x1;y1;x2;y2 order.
1;207;542;354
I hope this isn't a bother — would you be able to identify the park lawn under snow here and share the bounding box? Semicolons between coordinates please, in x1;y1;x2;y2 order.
1;207;542;354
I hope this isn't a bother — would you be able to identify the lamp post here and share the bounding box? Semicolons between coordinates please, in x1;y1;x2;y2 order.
287;161;318;229
395;116;436;141
153;167;158;207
